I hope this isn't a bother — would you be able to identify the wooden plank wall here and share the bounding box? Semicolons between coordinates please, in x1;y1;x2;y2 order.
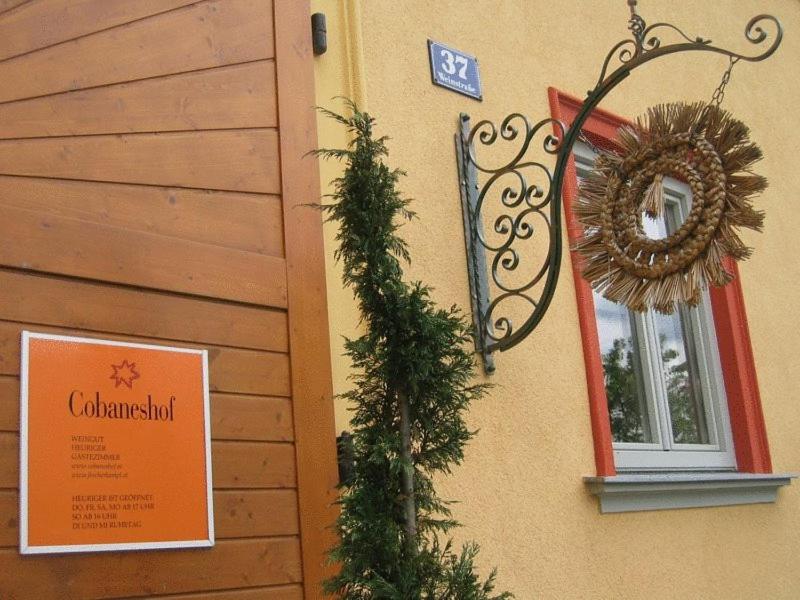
0;1;338;598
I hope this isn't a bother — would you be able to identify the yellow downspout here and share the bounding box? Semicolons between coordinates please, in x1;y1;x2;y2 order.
341;0;368;110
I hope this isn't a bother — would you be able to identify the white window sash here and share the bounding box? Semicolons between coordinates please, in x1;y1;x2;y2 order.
574;144;737;472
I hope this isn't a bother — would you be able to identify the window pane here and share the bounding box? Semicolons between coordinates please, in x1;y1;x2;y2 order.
653;308;710;444
594;293;653;443
654;197;711;445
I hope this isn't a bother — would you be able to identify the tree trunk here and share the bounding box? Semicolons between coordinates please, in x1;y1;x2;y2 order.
398;389;417;552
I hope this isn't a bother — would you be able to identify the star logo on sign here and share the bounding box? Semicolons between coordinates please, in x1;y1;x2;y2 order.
110;359;140;389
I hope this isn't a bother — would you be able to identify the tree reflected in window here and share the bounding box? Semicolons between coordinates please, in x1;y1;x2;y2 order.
602;336;647;443
601;328;709;445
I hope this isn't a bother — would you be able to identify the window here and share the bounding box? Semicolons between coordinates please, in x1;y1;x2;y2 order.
574;144;736;471
548;87;775;482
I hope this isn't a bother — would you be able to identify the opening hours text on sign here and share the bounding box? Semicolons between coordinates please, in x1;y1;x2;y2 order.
19;332;214;554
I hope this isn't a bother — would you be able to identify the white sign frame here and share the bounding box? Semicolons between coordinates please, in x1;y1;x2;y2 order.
19;331;214;555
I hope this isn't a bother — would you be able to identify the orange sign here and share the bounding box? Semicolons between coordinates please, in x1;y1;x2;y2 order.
20;332;213;554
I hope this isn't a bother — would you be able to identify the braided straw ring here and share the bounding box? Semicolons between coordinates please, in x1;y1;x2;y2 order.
574;102;767;314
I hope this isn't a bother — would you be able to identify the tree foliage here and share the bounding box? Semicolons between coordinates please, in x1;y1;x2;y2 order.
315;102;512;599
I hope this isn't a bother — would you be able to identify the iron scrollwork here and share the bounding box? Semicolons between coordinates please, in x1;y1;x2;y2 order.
456;5;783;373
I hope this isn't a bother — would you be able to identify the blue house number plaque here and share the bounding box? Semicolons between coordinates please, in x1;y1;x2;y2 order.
428;40;482;101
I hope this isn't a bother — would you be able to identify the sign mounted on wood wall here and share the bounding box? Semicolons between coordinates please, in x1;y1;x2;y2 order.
19;332;213;554
428;40;483;100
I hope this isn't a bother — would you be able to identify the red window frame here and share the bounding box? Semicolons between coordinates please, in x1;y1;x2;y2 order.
548;87;772;476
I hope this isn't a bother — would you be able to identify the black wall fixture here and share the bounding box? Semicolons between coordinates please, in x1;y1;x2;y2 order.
311;12;327;56
455;2;783;373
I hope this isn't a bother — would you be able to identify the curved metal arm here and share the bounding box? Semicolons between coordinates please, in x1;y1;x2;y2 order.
593;15;783;94
456;12;783;372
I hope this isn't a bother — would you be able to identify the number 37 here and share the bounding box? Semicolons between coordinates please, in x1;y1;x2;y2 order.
440;49;469;79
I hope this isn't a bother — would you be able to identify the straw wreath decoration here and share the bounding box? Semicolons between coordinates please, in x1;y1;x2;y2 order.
573;101;767;314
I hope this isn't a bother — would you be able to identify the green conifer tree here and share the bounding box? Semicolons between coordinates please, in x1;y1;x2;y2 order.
315;102;512;599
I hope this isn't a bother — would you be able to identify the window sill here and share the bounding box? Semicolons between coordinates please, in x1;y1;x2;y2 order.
584;472;796;513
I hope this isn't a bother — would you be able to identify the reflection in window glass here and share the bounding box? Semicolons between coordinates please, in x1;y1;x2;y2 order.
595;292;652;443
577;144;735;469
595;201;712;446
653;309;710;444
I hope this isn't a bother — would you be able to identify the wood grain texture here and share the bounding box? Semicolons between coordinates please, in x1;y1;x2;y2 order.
0;0;28;15
0;0;199;62
0;0;274;103
0;489;299;547
0;1;306;596
0;537;302;599
211;441;296;489
0;490;16;546
213;489;299;538
0;376;16;432
0;321;291;397
120;585;304;600
211;393;294;442
0;434;295;489
0;204;287;307
0;130;281;194
274;2;340;597
0;62;278;138
0;269;288;352
208;347;290;397
0;431;17;486
0;176;284;256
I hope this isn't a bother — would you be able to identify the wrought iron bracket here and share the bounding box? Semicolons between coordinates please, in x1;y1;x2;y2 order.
455;9;783;374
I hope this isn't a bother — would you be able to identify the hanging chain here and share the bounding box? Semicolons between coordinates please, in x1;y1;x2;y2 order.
688;55;741;135
709;56;740;107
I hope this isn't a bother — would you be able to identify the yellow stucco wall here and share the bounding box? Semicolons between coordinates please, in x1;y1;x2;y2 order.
312;1;800;597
